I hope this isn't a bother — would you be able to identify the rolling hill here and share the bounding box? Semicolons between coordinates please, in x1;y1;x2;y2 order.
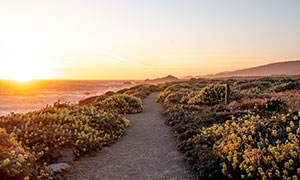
199;60;300;78
142;75;179;84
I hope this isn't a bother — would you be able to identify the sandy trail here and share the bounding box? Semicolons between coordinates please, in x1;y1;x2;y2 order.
65;93;195;180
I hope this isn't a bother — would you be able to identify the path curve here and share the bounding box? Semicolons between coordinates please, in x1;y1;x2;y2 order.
65;93;196;180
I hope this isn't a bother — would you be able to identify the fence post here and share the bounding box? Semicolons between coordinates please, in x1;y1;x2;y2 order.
225;83;230;105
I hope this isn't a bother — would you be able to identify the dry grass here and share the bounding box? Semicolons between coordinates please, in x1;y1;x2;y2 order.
233;98;264;110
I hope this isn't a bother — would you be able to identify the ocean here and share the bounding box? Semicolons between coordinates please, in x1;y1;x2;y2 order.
0;80;136;115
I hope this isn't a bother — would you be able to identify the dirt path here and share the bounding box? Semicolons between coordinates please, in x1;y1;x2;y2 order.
65;93;195;180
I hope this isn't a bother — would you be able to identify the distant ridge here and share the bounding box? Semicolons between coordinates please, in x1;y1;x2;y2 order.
142;75;179;84
199;60;300;78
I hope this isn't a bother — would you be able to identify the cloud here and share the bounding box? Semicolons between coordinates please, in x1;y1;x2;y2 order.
102;50;134;64
100;49;153;70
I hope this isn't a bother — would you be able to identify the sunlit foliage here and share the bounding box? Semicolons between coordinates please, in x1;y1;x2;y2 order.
0;102;130;179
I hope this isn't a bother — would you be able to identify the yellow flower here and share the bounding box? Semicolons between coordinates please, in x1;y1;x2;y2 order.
268;172;272;178
11;151;16;156
24;176;30;180
272;130;277;136
282;117;287;123
275;170;280;177
289;133;293;140
286;127;291;132
290;121;295;127
3;158;10;166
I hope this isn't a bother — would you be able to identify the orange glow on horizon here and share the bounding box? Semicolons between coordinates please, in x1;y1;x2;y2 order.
1;1;300;80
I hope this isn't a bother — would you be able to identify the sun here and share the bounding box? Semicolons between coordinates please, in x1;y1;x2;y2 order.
0;57;55;81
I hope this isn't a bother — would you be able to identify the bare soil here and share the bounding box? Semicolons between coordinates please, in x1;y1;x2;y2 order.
65;93;196;180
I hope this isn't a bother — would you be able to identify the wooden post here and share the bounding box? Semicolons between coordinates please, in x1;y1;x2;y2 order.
225;83;230;105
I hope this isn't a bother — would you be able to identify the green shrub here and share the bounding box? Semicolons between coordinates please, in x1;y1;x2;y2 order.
188;84;225;105
93;91;116;105
156;77;300;180
148;85;161;92
0;103;130;179
163;105;247;179
163;92;186;106
273;82;300;92
156;83;204;104
102;94;143;114
200;111;300;180
79;91;116;106
254;98;287;117
117;85;151;99
156;90;172;103
179;91;199;104
0;128;36;180
78;96;98;106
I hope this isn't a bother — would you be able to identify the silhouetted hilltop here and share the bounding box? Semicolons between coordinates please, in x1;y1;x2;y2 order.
142;75;179;84
199;60;300;78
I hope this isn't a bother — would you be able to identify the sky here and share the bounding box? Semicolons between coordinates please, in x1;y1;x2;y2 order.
0;0;300;80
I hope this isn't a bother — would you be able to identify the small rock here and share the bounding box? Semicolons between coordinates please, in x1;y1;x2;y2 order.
228;101;238;107
84;92;91;95
57;148;76;163
49;163;71;173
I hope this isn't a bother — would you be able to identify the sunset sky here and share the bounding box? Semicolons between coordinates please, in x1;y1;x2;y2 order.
0;0;300;80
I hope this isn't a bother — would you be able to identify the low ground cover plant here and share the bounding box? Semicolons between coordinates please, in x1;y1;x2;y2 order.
157;77;300;179
102;94;143;114
188;84;225;106
0;86;144;179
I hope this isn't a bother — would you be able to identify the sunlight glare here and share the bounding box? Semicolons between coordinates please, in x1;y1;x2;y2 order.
0;57;55;81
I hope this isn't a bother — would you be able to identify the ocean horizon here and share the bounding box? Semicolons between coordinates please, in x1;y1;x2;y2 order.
0;79;137;115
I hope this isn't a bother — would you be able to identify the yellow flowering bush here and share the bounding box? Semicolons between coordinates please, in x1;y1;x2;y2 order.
78;91;116;106
188;84;225;106
0;128;36;180
79;84;158;107
0;84;156;179
102;94;143;114
156;82;204;106
253;98;287;117
0;102;130;179
156;77;300;179
162;91;199;107
200;111;300;179
273;82;300;92
117;85;157;99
